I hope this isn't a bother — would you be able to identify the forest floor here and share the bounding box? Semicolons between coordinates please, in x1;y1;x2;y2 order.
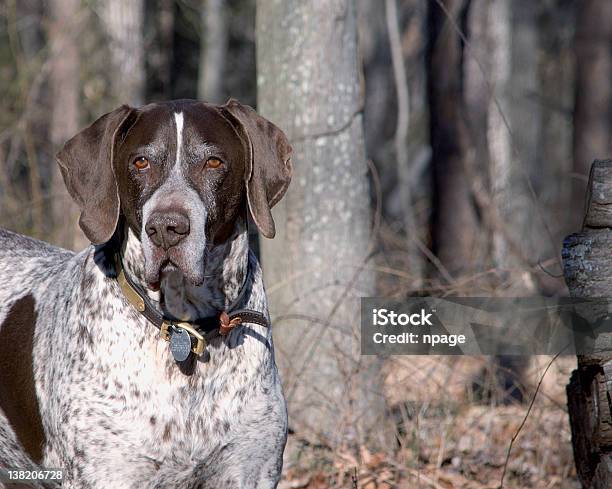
279;355;578;489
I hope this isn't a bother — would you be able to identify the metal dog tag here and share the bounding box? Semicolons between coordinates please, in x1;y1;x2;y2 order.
170;327;192;362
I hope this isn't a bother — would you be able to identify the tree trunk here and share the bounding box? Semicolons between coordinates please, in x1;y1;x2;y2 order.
198;0;228;103
385;0;423;286
509;0;540;200
572;0;612;227
256;0;388;449
158;0;175;98
48;0;86;250
464;0;539;287
487;0;535;290
537;0;574;244
427;0;480;278
463;0;491;184
101;0;145;106
563;160;612;488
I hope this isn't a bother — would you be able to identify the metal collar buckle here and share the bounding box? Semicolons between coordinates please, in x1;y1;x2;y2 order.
160;321;207;356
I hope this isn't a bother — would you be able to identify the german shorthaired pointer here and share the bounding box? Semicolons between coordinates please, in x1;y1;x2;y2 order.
0;99;291;488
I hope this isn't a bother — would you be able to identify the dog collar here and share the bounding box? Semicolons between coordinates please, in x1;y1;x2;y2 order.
114;254;269;360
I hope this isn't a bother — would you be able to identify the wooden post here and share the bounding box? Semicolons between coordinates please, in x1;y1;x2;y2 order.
563;159;612;488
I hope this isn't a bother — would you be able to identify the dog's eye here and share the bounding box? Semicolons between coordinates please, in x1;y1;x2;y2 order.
133;156;150;170
206;157;223;169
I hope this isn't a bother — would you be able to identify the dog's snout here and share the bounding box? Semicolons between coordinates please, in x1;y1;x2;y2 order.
145;212;190;250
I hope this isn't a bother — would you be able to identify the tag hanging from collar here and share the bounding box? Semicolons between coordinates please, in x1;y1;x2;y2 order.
169;326;192;362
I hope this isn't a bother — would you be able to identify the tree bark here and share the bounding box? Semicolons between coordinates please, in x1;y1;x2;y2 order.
256;0;388;449
563;160;612;488
572;0;612;227
427;0;479;277
48;0;86;250
198;0;228;103
101;0;145;106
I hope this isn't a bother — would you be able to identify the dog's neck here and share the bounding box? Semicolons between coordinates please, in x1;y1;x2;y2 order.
119;220;250;321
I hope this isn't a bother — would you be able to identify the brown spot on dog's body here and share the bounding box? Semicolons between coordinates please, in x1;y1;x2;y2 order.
0;295;46;463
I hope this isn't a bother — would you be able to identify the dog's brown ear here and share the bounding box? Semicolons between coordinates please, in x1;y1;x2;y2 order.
220;99;292;238
56;105;135;245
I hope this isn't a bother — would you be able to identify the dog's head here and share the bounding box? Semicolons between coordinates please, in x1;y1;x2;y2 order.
57;100;292;288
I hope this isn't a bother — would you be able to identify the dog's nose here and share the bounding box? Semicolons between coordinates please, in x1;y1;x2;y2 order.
145;212;190;250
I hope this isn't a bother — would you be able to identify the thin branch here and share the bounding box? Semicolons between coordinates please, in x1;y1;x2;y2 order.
499;346;567;488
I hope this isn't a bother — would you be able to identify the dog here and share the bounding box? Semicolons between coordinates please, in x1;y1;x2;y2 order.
0;99;291;488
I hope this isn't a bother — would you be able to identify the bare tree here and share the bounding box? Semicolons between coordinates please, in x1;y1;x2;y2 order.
486;0;535;289
158;0;175;98
463;0;491;192
198;0;228;103
487;0;513;270
537;0;574;239
48;0;85;249
385;0;423;286
100;0;145;106
573;0;612;226
256;0;388;448
508;0;540;198
427;0;479;277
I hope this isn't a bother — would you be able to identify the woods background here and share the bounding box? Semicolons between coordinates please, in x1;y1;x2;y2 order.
0;0;600;487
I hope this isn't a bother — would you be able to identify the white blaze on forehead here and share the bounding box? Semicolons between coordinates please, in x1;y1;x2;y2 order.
174;112;184;169
140;110;208;288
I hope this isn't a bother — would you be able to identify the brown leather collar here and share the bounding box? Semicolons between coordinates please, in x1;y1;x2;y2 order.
114;254;269;356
